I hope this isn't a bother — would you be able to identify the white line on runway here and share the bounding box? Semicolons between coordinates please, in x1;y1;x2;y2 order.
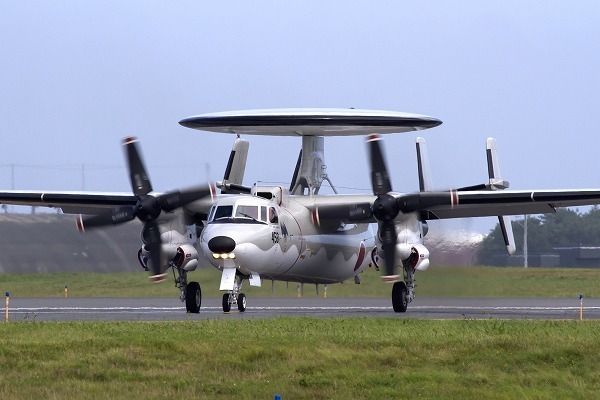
9;305;600;313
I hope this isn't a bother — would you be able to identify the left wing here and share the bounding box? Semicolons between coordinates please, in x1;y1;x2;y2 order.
422;189;600;220
311;189;600;225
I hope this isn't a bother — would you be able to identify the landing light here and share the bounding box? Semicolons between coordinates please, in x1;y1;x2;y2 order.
212;253;236;259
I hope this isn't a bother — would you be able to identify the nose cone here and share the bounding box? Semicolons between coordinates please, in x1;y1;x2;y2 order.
208;236;236;253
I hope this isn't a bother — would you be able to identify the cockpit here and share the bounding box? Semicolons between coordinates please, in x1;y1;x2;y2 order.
207;200;279;224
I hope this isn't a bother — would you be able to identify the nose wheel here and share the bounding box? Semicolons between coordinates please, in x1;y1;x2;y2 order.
222;292;247;312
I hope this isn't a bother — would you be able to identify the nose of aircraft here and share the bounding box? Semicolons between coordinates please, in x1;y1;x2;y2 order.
208;236;236;253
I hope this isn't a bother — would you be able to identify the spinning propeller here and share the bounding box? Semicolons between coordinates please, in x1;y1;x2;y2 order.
367;134;459;280
77;137;213;281
314;134;459;280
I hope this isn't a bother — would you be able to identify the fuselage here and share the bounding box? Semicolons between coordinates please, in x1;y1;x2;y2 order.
200;194;377;284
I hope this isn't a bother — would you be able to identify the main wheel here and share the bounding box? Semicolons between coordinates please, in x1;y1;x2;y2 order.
392;281;408;313
185;281;201;313
237;293;247;312
222;293;231;312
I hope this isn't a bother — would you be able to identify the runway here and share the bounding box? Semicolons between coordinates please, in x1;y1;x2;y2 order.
5;296;600;321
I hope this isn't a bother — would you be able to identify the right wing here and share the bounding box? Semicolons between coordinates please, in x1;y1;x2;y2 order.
0;191;138;214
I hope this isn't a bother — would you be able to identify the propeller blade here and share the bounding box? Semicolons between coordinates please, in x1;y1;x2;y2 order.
144;220;166;282
379;220;398;279
367;134;393;195
157;185;213;212
76;205;136;232
396;191;459;213
312;203;373;226
123;137;153;196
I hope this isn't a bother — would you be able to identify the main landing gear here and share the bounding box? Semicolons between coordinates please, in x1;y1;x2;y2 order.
173;265;202;313
222;273;247;312
391;260;416;313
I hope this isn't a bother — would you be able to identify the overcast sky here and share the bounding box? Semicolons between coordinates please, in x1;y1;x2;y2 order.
1;1;599;234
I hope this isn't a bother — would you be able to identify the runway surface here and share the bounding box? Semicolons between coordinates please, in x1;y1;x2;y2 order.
4;296;600;321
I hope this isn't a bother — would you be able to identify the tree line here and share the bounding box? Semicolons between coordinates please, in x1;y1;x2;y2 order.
478;207;600;264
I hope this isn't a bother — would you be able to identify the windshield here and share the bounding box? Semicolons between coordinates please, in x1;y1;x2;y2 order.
208;204;267;224
235;205;259;220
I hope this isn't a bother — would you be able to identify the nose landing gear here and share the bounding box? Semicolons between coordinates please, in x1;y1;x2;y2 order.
222;274;247;312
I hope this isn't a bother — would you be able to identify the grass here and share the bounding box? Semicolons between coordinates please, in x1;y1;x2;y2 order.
2;265;600;298
1;318;599;399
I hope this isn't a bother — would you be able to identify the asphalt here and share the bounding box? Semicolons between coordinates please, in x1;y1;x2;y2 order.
4;296;599;322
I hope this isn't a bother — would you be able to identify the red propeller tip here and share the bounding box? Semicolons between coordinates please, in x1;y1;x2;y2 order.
149;273;167;283
381;275;401;283
76;215;85;233
122;137;138;145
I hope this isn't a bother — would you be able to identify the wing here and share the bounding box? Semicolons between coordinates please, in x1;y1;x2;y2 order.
0;190;138;214
309;189;600;225
422;189;600;219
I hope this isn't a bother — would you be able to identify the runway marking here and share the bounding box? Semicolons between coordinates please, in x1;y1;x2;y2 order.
9;305;600;313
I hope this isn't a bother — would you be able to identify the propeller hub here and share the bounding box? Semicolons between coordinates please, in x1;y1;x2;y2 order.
136;195;162;222
372;194;399;222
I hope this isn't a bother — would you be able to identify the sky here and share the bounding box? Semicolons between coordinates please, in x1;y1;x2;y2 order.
1;1;599;234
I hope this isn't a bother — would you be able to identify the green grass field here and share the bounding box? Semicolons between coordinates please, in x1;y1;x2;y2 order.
2;267;600;398
2;265;600;298
1;318;599;399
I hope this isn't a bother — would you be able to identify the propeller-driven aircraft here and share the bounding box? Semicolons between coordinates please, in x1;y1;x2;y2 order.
3;108;600;313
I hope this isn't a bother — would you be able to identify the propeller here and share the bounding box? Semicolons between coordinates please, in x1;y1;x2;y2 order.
366;135;458;281
77;137;213;282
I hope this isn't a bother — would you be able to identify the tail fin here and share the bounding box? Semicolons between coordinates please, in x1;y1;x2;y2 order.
221;137;251;194
487;138;516;255
416;137;433;192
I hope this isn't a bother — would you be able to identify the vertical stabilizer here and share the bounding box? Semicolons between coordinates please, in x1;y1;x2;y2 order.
486;138;516;255
416;137;433;192
221;138;249;194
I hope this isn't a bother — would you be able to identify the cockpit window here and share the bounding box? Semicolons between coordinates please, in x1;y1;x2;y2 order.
212;205;233;221
268;207;278;224
235;205;259;221
208;203;268;224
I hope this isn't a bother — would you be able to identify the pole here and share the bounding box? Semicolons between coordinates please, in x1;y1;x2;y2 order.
5;292;9;322
524;214;528;268
580;294;583;321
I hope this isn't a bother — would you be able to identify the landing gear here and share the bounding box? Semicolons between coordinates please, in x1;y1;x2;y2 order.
391;260;416;313
392;282;408;312
221;272;247;312
172;265;202;314
222;293;231;312
237;293;246;312
186;281;201;313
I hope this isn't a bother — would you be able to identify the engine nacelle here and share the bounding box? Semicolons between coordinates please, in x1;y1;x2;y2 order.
395;243;430;271
175;244;199;272
411;244;430;271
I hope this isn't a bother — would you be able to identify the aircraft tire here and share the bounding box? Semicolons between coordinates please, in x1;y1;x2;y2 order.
185;281;201;313
392;282;408;313
237;293;246;312
222;293;231;312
